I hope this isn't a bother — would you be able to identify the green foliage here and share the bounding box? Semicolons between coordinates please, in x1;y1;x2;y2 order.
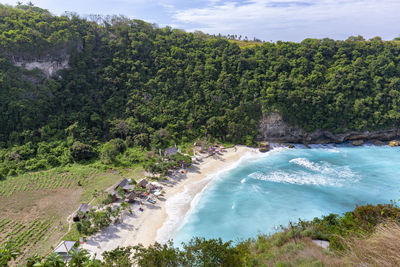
69;249;90;267
70;141;96;161
102;246;134;266
131;238;246;267
43;253;66;267
182;237;245;266
102;193;114;205
144;153;192;175
76;206;123;236
0;241;20;266
296;202;400;250
1;4;400;177
100;139;126;164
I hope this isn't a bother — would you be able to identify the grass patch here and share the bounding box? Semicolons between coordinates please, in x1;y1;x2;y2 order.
0;163;144;263
62;223;80;242
229;40;263;49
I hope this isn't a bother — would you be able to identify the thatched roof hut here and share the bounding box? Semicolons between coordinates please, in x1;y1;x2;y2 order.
111;191;122;202
113;178;135;192
164;147;178;157
138;178;148;188
72;203;90;222
126;192;136;202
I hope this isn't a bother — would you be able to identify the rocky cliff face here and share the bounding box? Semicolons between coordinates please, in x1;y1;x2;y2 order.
11;54;70;77
258;113;400;144
4;44;81;77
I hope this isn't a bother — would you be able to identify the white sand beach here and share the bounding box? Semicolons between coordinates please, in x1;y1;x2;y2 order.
81;146;256;259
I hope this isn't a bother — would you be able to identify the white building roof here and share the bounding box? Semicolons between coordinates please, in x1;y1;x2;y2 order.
54;241;76;254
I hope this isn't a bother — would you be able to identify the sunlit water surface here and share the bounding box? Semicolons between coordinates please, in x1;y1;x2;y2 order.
173;145;400;244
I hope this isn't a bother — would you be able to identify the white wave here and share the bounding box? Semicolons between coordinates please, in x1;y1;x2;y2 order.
241;178;246;183
249;171;334;186
290;158;322;172
155;185;194;244
156;148;278;244
289;158;355;179
249;163;359;187
326;148;340;153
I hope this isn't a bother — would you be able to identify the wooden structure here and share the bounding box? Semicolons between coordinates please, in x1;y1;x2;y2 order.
54;240;76;261
126;191;136;202
72;203;90;222
114;178;135;192
164;147;178;157
138;178;148;188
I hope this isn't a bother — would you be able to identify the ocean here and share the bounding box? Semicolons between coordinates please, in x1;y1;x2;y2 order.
159;145;400;245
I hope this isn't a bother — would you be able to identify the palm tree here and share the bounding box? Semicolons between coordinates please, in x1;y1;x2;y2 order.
82;258;103;267
69;249;90;267
44;253;65;267
26;253;43;267
0;241;20;266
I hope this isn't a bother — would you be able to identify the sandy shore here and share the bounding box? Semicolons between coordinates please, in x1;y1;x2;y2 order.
82;146;256;259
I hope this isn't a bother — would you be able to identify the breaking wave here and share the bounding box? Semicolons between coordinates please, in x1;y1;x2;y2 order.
249;158;359;186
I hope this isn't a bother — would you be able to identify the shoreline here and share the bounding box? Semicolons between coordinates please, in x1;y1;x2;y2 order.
81;146;257;259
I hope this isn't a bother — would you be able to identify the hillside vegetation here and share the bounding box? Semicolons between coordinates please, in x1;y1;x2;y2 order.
1;4;400;265
1;4;400;181
3;5;400;146
1;202;400;266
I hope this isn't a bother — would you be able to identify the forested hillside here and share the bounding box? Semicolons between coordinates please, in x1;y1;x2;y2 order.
1;4;400;176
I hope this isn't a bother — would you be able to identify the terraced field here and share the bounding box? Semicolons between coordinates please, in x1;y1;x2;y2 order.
0;169;101;197
0;165;140;263
0;218;52;260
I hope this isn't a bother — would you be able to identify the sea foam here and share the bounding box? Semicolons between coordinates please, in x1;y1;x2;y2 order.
173;145;400;244
156;150;260;244
249;157;359;186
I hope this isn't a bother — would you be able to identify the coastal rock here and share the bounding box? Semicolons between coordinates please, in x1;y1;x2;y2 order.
258;141;270;153
352;140;364;146
303;143;311;149
258;113;305;143
287;144;295;148
388;140;400;147
373;140;385;146
258;113;400;144
312;240;330;249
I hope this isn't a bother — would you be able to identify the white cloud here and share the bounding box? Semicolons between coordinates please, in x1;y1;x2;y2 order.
1;0;399;41
172;0;400;41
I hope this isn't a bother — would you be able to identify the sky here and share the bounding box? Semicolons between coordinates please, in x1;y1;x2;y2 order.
1;0;400;42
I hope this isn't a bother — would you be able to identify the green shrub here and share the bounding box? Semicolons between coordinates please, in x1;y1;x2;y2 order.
70;141;96;161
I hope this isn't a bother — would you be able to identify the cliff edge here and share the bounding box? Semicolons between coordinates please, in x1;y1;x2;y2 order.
259;113;400;144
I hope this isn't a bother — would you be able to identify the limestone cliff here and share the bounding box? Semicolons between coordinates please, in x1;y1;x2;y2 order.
258;113;400;144
10;54;70;77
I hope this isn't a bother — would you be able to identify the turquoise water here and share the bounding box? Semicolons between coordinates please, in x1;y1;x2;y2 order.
173;145;400;244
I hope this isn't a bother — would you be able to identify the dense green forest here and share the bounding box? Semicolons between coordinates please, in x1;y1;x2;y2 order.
1;3;400;177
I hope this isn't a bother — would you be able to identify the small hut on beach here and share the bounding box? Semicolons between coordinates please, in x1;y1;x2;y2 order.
126;192;136;202
72;203;90;222
111;191;122;202
114;178;135;192
164;147;178;157
138;178;148;188
54;240;76;261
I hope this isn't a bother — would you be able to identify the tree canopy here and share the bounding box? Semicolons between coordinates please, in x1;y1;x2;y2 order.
1;3;400;175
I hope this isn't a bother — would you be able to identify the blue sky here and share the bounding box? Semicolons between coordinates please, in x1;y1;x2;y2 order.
1;0;400;42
